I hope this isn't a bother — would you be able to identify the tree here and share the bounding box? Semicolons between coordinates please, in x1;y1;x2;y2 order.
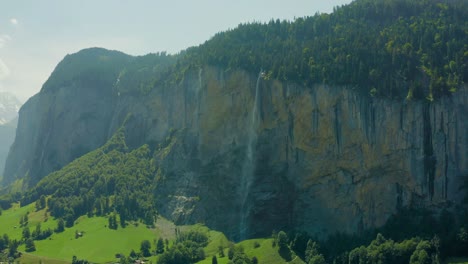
32;223;42;239
40;195;46;208
276;231;292;261
108;214;118;230
120;212;127;228
277;231;288;249
228;244;235;260
230;248;251;264
0;233;9;250
8;239;19;258
35;200;42;211
141;240;152;257
291;232;309;260
0;234;7;251
25;238;36;252
271;230;278;247
36;195;46;211
212;255;218;264
410;241;432;264
144;211;155;226
56;218;65;233
20;213;29;227
72;256;90;264
64;210;75;227
22;226;31;240
196;247;205;261
120;255;129;264
218;245;225;257
156;238;165;254
252;256;259;264
309;255;326;264
305;240;320;263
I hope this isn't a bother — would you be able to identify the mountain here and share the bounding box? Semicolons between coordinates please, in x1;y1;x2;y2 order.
0;91;21;180
3;0;468;241
0;91;21;125
0;118;17;182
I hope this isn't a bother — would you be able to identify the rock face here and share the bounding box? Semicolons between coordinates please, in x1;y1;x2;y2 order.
0;91;21;179
3;50;467;240
0;118;17;180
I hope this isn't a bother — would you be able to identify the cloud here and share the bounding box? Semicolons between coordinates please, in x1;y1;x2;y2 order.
0;58;11;80
0;35;12;48
10;18;18;25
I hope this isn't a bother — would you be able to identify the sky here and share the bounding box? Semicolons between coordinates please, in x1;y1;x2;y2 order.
0;0;352;102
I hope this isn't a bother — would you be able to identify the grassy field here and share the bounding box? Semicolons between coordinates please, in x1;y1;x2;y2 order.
19;252;70;264
0;203;303;264
196;238;305;264
24;216;161;263
0;204;235;263
0;202;57;241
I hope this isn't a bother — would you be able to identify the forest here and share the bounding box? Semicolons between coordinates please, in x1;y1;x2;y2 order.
39;0;468;102
0;0;467;263
179;0;467;100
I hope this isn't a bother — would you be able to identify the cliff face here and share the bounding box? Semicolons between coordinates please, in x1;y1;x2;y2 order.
0;118;17;180
3;81;117;188
0;92;21;179
4;61;467;240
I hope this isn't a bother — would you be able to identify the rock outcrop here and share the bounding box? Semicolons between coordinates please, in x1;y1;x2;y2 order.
3;49;467;240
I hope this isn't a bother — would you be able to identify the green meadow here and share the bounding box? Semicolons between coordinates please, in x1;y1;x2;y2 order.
24;216;159;263
0;203;57;241
196;237;305;264
2;203;282;264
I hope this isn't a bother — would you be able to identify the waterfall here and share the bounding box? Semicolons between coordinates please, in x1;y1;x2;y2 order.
239;70;262;240
195;68;203;133
198;68;203;93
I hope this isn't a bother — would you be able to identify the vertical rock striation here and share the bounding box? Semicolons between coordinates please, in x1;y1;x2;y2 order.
3;58;467;239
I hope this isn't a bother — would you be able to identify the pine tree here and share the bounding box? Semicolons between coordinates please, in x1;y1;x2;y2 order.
25;238;36;252
56;218;65;233
140;240;151;257
22;226;31;240
108;214;118;230
156;238;165;254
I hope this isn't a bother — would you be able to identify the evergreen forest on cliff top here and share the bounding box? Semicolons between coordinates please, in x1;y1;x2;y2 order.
42;0;467;101
0;0;467;263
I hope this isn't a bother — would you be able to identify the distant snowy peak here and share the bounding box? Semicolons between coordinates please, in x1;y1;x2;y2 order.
0;91;22;125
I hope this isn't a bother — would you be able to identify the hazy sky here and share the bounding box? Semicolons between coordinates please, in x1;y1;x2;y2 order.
0;0;352;102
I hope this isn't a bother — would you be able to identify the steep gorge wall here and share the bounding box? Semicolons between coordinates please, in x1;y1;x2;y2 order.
4;65;467;240
3;80;117;187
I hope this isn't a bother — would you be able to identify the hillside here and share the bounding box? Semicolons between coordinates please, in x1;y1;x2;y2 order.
20;126;157;227
1;0;467;253
0;91;21;180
